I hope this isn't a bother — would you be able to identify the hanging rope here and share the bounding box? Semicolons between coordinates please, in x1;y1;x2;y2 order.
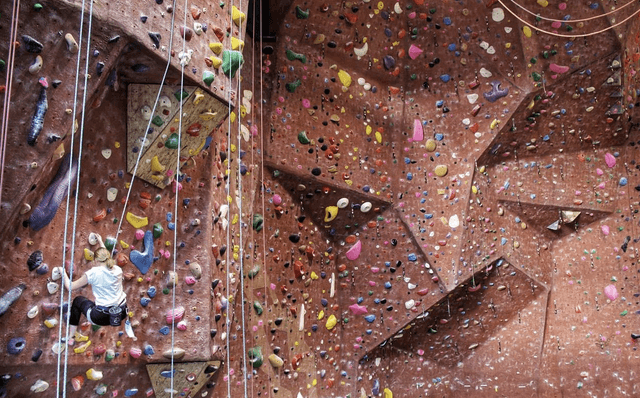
60;0;96;395
0;0;20;207
111;0;182;251
498;0;640;38
507;0;638;23
169;0;189;395
224;1;233;395
234;2;249;396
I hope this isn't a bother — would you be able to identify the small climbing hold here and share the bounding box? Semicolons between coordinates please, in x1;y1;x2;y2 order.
148;32;161;48
27;250;43;271
295;5;309;19
253;301;263;315
202;70;215;86
7;337;26;355
153;223;163;238
30;380;49;393
434;165;448;177
286;49;307;63
248;346;264;368
298;131;310;144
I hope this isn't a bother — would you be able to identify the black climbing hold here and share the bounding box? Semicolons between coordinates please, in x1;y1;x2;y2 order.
311;167;321;176
209;329;217;338
31;349;42;362
96;61;105;76
148;32;161;48
27;250;43;272
51;79;62;88
140;15;148;23
108;35;120;44
289;234;300;243
22;35;43;53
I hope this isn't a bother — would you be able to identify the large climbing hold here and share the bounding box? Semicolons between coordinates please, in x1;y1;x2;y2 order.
129;230;154;274
0;284;27;316
29;153;78;231
222;50;244;78
27;77;48;146
248;346;264;368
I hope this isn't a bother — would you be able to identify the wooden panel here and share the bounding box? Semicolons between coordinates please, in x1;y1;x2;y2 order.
127;84;229;189
146;361;221;398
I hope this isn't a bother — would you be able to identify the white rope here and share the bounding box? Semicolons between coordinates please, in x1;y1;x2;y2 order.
55;0;85;391
224;1;233;395
169;0;189;395
235;2;249;396
507;0;638;23
498;0;640;38
112;0;182;250
61;0;95;395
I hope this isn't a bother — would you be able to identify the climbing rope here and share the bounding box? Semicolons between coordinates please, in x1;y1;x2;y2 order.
234;2;250;396
111;0;182;251
0;0;20;207
508;0;638;23
499;0;640;38
224;2;233;396
168;0;189;395
59;0;95;395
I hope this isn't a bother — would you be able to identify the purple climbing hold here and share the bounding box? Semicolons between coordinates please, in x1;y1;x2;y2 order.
383;55;395;70
130;230;154;274
7;337;26;355
29;153;78;231
483;81;509;103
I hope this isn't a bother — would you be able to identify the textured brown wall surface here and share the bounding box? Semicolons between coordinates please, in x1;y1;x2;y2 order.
2;0;640;397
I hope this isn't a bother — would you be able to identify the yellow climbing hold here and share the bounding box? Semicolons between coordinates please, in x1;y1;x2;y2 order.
126;212;149;229
231;37;244;51
318;310;324;320
151;156;165;173
325;314;337;330
425;139;436;152
434;165;448;177
232;5;246;26
366;125;372;135
522;26;532;38
84;248;94;261
209;42;223;54
209;56;222;68
375;131;382;144
120;240;129;249
313;34;325;44
232;214;239;225
310;271;319;280
383;388;393;398
472;185;478;194
230;111;237;123
537;0;549;6
490;118;500;129
193;91;205;105
377;2;384;11
200;111;218;120
324;206;339;222
338;70;352;88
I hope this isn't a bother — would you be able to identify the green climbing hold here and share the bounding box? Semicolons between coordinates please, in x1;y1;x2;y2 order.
104;237;116;252
92;324;101;332
202;70;215;86
253;300;263;315
165;133;179;149
530;57;537;64
286;79;301;93
153;223;163;238
247;265;260;279
252;213;264;231
34;3;43;10
298;131;310;145
222;50;244;78
531;72;542;82
0;59;5;72
248;346;263;368
174;89;189;101
295;5;309;19
152;115;164;127
286;49;306;63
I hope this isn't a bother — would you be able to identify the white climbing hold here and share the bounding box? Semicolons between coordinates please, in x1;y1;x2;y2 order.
337;198;349;208
360;202;372;212
479;68;493;78
492;8;505;22
449;214;460;228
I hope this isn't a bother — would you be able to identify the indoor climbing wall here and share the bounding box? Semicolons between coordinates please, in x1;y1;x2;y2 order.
3;0;640;397
0;0;250;395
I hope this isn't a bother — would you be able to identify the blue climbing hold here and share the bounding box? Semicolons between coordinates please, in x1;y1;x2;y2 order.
29;154;78;231
364;314;376;323
124;389;139;396
140;297;150;307
147;286;157;298
143;345;155;355
7;337;26;355
408;253;417;262
130;230;154;275
159;326;170;335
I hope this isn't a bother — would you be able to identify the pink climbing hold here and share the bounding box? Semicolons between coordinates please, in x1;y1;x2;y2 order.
272;194;282;205
605;153;616;168
166;306;185;323
596;168;604;176
558;2;567;10
173;180;183;193
601;225;610;236
412;119;423;142
345;240;362;260
348;303;368;315
549;63;569;74
135;229;145;240
408;44;423;60
604;284;618;301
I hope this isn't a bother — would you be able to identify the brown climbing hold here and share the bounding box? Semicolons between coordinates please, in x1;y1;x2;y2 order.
116;252;128;266
294;260;304;278
344;12;357;24
190;5;201;19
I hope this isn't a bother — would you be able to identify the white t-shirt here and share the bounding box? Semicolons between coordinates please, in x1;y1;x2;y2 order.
85;265;126;307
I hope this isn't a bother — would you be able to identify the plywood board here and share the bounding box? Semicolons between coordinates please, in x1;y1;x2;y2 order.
146;361;221;398
127;84;229;188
